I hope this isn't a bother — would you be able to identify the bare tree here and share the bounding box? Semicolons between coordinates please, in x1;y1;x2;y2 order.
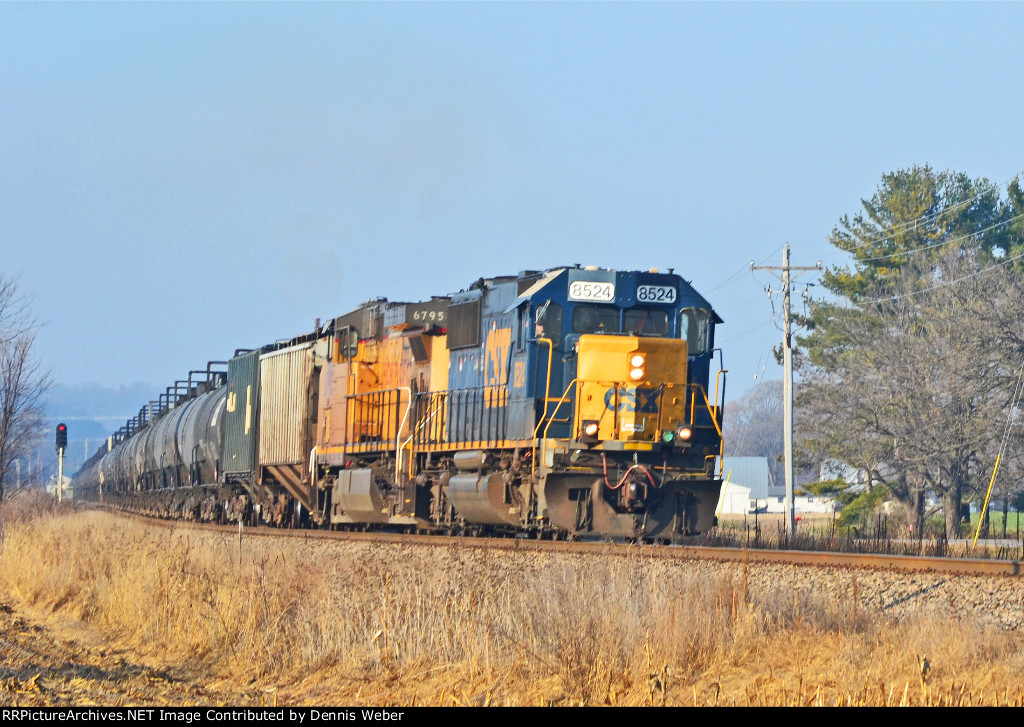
0;277;51;502
726;379;784;487
798;248;1024;538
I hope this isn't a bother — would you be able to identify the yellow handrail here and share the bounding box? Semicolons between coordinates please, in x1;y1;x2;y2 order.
533;338;554;434
714;369;726;422
535;378;579;475
533;380;722;455
692;384;723;438
522;376;723;477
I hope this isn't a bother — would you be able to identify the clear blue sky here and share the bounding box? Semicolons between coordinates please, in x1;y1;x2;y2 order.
3;2;1022;401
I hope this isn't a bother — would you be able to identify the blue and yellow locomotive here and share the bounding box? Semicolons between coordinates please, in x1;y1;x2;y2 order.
414;265;725;539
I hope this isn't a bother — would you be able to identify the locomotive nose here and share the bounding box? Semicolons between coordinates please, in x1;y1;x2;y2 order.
574;335;688;444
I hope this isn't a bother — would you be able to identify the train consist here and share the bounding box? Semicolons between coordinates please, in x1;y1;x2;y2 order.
74;266;726;540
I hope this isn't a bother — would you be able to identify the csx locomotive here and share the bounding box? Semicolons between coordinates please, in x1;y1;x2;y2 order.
74;266;725;540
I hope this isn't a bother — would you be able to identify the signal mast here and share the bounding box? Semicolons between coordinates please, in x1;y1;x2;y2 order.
55;422;67;503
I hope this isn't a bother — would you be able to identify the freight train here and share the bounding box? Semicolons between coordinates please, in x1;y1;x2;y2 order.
74;266;726;541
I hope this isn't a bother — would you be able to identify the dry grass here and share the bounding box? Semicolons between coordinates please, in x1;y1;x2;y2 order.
1;507;1023;706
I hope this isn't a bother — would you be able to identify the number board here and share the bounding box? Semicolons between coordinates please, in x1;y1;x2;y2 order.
410;307;446;324
568;280;615;302
636;284;677;304
387;300;449;329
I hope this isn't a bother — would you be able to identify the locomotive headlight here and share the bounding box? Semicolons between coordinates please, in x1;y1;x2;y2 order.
677;426;693;441
581;420;600;443
628;352;646;381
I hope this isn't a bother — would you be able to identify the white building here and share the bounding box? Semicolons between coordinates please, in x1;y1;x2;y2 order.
718;482;756;515
45;475;73;500
756;493;837;515
716;456;836;515
715;457;775;514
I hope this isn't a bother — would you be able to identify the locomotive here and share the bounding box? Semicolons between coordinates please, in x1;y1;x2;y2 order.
74;266;726;541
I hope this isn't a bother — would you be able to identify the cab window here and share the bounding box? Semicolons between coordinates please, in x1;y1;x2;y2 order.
335;326;360;361
534;301;562;345
680;308;710;355
572;305;619;334
624;308;669;336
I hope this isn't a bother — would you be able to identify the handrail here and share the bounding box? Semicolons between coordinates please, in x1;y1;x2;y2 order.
690;383;723;438
394;387;412;486
714;368;726;477
333;386;414;486
412;385;510;447
534;337;554;432
714;368;726;424
402;429;417;477
529;378;724;476
568;379;689;439
535;378;579;476
413;396;443;434
342;386;411;441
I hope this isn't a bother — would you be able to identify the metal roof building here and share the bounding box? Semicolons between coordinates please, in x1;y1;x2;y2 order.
720;457;778;499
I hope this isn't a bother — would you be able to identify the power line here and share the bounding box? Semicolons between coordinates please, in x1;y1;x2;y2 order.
854;212;1024;264
751;326;777;382
720;289;781;309
718;318;774;344
836;170;1023;252
751;172;1023;274
859;247;1024;306
706;244;786;293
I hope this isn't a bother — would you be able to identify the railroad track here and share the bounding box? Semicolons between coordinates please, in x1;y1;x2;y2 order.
93;505;1023;577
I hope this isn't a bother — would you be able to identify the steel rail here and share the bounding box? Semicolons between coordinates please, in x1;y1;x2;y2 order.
93;506;1022;577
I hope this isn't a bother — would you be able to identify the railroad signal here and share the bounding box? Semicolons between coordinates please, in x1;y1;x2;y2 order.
55;423;68;505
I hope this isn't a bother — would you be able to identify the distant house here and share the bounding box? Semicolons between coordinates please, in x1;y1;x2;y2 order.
758;493;837;515
716;457;775;514
716;456;837;515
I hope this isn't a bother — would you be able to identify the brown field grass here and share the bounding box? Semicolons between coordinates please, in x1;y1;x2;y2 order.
1;504;1023;706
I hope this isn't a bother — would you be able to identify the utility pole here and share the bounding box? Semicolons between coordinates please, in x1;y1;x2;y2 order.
750;244;821;536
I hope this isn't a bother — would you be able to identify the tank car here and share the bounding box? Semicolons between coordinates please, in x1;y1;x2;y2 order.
75;367;229;520
75;265;726;541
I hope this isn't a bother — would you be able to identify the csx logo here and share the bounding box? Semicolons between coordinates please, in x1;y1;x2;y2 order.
603;386;660;413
